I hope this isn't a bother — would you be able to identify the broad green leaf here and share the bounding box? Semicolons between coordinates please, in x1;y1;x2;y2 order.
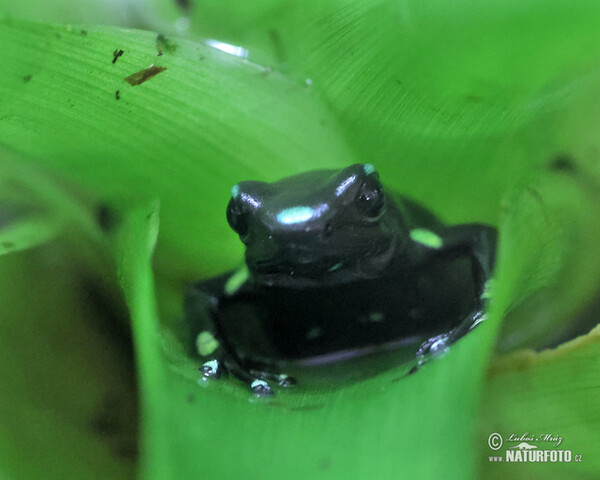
0;181;137;480
113;199;503;480
492;72;600;351
496;170;600;351
0;18;357;278
479;324;600;479
0;6;599;480
0;153;98;256
141;0;600;223
0;19;496;479
0;0;131;26
0;215;57;256
0;250;138;480
110;201;162;480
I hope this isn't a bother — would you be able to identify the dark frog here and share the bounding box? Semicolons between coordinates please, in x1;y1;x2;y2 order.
186;164;496;395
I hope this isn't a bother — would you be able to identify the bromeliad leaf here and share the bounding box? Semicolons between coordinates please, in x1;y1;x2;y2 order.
0;213;58;256
0;152;106;257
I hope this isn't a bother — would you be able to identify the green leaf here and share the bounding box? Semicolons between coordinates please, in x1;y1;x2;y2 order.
0;154;72;256
109;201;162;480
495;170;600;351
143;0;600;222
0;214;57;256
480;325;600;479
1;5;600;480
108;199;502;480
0;0;131;26
0;193;137;480
0;17;356;277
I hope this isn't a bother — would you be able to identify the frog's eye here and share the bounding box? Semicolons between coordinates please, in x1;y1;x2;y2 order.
226;197;248;237
355;174;385;218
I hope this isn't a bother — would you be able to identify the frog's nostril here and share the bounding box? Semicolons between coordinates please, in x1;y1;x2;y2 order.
226;197;248;237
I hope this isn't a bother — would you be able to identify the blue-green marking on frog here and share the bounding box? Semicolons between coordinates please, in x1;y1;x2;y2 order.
185;164;497;396
410;228;444;249
196;331;220;356
276;205;328;225
224;266;249;295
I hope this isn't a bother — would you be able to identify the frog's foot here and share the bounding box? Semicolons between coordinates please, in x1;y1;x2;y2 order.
391;334;451;382
200;359;223;379
249;379;274;396
228;365;275;396
416;332;452;359
249;369;297;388
200;357;274;395
200;354;295;396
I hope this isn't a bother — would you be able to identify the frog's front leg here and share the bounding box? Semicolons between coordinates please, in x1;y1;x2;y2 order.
200;346;276;396
442;224;497;280
410;223;496;278
186;275;278;396
185;280;229;379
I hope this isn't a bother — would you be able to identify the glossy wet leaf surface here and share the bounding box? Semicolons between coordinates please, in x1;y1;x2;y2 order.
0;2;599;479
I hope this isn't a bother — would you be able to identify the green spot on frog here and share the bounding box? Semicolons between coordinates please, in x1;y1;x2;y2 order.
224;267;249;295
409;228;444;249
196;331;219;356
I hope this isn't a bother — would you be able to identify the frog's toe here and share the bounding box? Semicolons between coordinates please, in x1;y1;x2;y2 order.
250;379;274;396
249;369;297;388
277;374;297;388
200;359;222;379
416;333;451;358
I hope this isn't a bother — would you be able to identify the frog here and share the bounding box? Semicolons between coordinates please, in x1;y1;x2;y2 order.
185;164;496;396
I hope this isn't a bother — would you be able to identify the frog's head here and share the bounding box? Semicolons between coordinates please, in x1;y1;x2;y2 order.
226;164;402;288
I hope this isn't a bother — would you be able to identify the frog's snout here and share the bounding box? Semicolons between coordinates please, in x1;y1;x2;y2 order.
226;195;248;238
